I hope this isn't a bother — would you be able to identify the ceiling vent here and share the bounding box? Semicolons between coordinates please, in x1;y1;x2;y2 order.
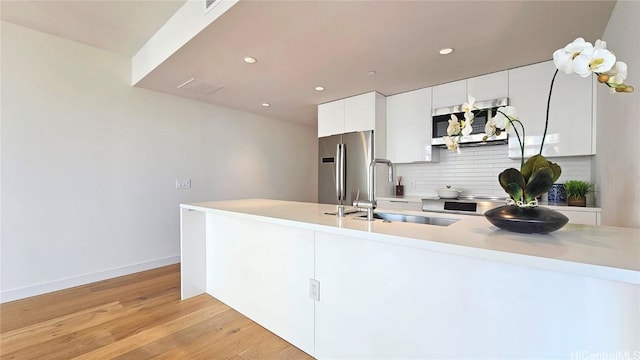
177;78;223;96
204;0;221;14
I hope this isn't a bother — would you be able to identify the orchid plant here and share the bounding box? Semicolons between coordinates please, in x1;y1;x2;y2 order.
443;37;634;207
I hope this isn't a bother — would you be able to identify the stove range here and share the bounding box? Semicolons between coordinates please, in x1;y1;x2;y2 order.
422;196;507;216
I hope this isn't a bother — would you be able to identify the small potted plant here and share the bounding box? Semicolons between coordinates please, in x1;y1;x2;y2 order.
563;180;592;207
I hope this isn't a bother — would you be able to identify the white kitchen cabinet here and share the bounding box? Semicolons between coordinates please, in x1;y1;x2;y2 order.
317;91;385;137
553;207;601;226
508;60;594;158
432;71;509;109
315;230;632;359
386;87;439;163
432;79;466;109
317;99;345;138
376;198;423;211
205;213;315;356
467;70;509;101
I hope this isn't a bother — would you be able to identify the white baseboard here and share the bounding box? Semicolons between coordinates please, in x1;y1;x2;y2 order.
0;255;180;303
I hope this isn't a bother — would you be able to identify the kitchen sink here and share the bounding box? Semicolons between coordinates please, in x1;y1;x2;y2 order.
362;212;459;226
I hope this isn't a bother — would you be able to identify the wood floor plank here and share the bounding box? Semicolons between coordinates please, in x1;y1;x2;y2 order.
0;264;314;360
0;301;126;354
0;265;180;333
238;334;291;359
74;297;230;360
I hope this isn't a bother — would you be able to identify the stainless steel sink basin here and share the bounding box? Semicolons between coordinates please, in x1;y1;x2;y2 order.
362;212;459;226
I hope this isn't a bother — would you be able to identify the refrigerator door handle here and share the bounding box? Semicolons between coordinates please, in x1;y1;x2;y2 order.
336;143;346;203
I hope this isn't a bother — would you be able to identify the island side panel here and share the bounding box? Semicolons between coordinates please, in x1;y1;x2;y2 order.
180;207;207;299
315;230;639;359
205;212;315;357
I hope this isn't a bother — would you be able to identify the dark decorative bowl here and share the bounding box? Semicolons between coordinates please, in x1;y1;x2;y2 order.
484;205;569;234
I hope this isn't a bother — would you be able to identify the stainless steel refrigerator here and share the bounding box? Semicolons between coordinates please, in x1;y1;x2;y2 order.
318;130;373;205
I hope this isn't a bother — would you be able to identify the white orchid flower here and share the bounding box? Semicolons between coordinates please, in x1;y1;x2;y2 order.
443;136;461;154
461;118;473;136
553;37;593;74
573;46;616;77
447;114;461;136
606;61;628;87
484;118;497;137
463;109;474;124
461;95;476;113
493;106;518;130
594;39;607;50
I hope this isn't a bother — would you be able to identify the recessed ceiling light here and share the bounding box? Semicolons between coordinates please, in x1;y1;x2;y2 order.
244;56;257;64
367;71;377;76
439;48;454;55
262;103;271;107
315;86;325;91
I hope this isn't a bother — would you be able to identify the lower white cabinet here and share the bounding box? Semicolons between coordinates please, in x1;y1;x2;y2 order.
315;231;635;358
183;208;633;359
554;207;601;226
205;213;315;356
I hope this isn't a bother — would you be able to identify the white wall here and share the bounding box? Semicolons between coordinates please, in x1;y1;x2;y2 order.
595;0;640;228
0;21;318;302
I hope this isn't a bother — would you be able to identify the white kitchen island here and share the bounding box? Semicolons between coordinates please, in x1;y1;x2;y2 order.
180;198;640;359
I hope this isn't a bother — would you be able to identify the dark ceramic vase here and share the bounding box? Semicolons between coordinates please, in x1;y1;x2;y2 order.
484;205;569;234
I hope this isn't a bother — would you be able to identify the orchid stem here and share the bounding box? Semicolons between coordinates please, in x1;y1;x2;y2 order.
540;69;559;155
496;109;526;169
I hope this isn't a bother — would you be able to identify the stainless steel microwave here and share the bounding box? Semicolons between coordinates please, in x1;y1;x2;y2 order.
431;97;509;146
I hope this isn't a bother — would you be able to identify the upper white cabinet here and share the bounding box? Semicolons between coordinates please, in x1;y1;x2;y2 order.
508;60;594;158
317;99;345;138
432;71;509;109
467;70;509;101
386;87;439;163
318;91;385;137
432;79;466;109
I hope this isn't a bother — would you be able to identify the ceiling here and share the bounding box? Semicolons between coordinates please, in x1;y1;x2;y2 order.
0;0;185;57
1;0;616;127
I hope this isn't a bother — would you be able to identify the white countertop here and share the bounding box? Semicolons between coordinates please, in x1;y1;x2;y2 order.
182;199;639;284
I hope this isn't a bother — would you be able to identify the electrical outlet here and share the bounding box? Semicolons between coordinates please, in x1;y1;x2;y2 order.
176;179;191;189
411;180;416;189
309;279;320;302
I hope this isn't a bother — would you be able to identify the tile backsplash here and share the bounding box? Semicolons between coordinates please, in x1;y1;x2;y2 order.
395;145;593;198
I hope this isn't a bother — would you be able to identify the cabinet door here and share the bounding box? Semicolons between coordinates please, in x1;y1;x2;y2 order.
315;231;633;359
206;213;315;356
180;208;206;300
557;209;599;225
386;87;438;163
432;79;466;109
318;99;345;137
508;60;594;158
344;92;377;133
467;70;508;101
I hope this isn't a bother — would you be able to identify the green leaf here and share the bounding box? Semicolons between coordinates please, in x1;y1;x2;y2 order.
521;154;551;182
499;168;525;190
524;167;554;203
504;182;524;202
547;160;562;182
499;168;525;202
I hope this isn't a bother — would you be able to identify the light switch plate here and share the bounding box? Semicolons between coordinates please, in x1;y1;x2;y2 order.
176;179;191;189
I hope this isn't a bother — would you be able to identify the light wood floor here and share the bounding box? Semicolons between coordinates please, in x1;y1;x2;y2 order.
0;264;314;359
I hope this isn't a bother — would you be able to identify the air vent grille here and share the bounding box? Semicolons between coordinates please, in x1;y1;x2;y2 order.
177;78;223;96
